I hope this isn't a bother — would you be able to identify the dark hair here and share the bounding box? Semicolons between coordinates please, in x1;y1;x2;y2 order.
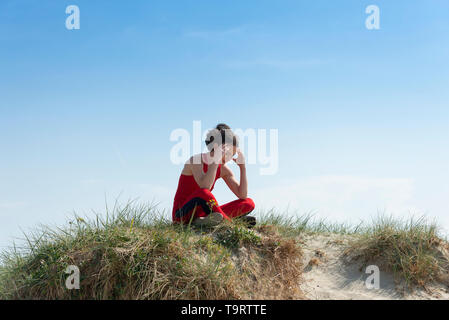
205;123;239;151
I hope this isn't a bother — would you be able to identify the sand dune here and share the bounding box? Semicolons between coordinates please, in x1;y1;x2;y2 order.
299;234;449;300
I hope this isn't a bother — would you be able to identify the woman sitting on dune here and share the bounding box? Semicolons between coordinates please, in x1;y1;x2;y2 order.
172;123;256;227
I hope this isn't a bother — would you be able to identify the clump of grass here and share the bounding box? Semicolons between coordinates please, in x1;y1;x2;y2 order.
344;215;449;289
0;201;304;300
213;222;262;249
229;232;303;299
257;209;449;290
256;209;366;237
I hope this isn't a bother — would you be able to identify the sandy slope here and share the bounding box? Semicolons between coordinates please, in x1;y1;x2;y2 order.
298;234;449;300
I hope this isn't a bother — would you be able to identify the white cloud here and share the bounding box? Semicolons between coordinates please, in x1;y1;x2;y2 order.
251;175;420;223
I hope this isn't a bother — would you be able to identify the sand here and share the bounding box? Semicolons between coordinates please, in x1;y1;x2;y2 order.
298;234;449;300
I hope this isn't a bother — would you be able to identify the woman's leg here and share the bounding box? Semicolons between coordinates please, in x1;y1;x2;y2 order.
174;188;231;224
219;198;255;219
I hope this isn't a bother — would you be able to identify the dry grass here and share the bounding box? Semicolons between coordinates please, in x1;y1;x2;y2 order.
233;233;303;299
344;216;449;289
0;202;304;300
2;201;448;299
257;211;449;291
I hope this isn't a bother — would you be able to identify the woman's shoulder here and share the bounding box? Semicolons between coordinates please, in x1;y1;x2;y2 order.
184;154;204;167
189;153;203;164
182;154;203;175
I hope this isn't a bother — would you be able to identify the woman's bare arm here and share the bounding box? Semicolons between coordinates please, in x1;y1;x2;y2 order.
221;151;248;199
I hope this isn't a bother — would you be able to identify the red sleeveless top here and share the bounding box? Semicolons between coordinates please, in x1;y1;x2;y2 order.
172;162;221;216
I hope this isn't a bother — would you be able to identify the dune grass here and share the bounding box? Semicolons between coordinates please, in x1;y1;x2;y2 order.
256;209;367;236
0;201;303;300
258;210;449;289
343;215;449;289
1;201;448;299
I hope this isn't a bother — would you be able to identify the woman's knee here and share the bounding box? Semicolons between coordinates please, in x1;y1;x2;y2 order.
233;198;255;217
243;198;255;212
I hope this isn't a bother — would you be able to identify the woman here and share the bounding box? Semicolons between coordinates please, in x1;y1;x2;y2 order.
172;123;256;227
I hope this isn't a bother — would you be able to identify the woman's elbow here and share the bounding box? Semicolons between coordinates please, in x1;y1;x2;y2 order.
238;193;248;200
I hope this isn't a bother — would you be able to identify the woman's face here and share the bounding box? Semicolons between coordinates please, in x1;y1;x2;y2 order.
221;144;237;163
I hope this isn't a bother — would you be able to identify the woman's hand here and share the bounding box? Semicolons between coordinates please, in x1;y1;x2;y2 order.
232;148;246;166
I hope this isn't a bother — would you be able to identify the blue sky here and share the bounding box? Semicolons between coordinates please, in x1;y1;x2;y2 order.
1;0;449;248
